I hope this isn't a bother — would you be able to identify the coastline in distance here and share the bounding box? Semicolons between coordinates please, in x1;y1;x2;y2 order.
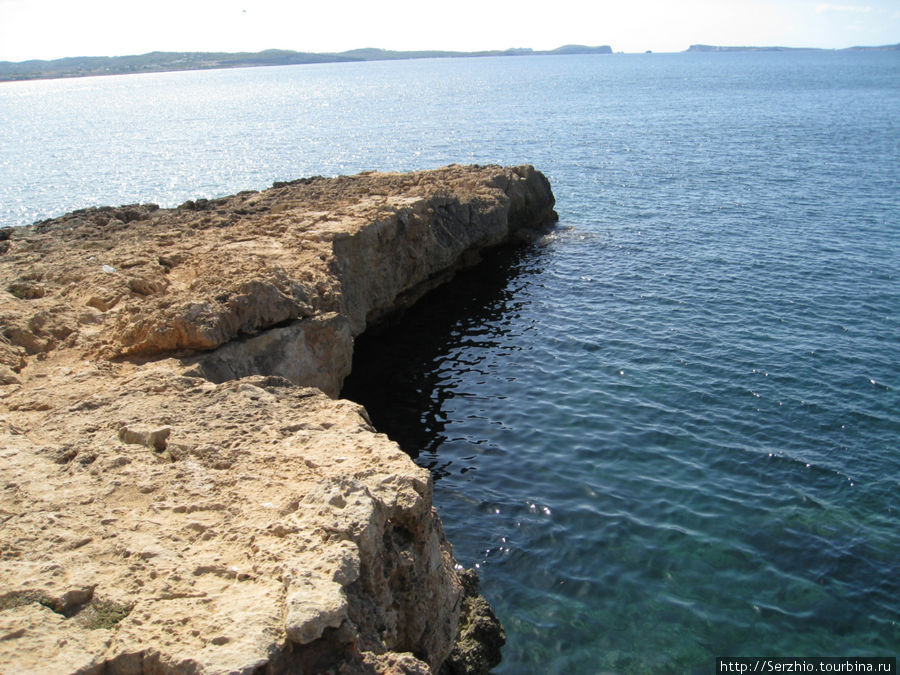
687;43;900;52
0;44;614;82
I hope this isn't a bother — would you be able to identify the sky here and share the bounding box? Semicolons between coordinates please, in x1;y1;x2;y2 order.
0;0;898;62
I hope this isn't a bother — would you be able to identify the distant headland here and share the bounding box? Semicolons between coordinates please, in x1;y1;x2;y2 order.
3;42;895;82
0;45;612;82
687;43;900;52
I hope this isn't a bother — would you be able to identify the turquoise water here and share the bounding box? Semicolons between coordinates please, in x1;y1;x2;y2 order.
3;52;899;672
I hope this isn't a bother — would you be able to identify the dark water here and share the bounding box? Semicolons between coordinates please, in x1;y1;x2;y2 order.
3;51;898;672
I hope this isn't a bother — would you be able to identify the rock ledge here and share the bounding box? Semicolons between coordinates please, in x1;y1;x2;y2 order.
0;165;556;673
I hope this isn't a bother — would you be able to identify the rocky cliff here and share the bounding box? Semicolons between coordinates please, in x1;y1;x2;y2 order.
0;165;556;674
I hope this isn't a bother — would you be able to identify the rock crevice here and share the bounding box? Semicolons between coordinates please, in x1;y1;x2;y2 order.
0;165;556;673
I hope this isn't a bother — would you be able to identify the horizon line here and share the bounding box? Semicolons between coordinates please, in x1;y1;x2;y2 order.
3;41;900;64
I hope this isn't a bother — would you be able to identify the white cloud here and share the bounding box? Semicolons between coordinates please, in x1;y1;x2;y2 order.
816;4;873;13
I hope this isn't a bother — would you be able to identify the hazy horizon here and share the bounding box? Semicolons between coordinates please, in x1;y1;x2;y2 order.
1;0;898;62
2;41;899;66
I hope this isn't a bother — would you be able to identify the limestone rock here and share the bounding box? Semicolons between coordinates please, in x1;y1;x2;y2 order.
0;165;557;673
197;312;353;397
0;371;461;672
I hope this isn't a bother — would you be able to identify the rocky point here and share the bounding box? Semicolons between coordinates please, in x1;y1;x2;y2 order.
0;165;556;674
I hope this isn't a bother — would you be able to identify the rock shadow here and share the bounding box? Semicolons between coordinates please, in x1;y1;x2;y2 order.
341;243;544;468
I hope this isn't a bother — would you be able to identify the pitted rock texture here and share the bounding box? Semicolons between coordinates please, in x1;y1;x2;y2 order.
0;165;556;673
1;365;460;673
0;164;555;397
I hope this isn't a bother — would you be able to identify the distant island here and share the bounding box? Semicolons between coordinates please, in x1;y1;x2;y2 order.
687;43;900;52
0;45;613;82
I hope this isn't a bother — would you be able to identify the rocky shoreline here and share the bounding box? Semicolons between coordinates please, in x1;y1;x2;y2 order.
0;165;557;673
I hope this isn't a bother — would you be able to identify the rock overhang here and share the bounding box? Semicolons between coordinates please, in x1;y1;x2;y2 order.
0;164;556;673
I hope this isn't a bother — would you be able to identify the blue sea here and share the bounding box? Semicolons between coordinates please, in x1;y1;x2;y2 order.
2;51;898;672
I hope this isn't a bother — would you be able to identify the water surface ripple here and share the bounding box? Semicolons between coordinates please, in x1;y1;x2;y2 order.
3;51;898;673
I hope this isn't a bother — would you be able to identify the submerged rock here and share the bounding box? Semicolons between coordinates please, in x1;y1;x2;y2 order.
0;165;556;673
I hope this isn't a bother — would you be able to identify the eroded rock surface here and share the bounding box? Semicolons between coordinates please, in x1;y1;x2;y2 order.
0;165;556;673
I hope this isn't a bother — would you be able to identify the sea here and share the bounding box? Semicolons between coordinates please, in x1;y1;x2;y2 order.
2;51;898;673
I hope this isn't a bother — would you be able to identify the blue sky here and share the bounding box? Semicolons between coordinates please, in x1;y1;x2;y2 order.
0;0;898;61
